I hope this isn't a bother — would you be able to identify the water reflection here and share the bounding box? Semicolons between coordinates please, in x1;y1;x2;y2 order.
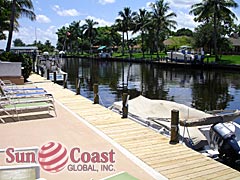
62;58;240;112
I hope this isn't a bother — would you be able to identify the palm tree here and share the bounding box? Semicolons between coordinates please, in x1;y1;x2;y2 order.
56;26;69;51
114;18;125;56
190;0;238;61
6;0;36;52
150;0;177;59
0;0;11;40
82;19;99;55
68;21;82;54
133;9;151;58
117;7;137;57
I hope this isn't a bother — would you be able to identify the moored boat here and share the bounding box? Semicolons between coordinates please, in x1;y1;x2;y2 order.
109;95;240;166
37;52;67;83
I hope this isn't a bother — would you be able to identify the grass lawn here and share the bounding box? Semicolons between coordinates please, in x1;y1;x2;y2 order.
113;52;166;60
205;55;240;65
114;52;240;65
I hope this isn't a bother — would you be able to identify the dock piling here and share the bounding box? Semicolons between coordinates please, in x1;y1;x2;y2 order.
53;71;57;83
170;109;179;144
122;93;129;118
47;69;50;80
36;66;39;75
63;74;67;88
93;84;99;104
40;67;44;77
76;78;80;95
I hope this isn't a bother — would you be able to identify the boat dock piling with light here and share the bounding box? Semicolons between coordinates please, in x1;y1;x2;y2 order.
28;73;240;179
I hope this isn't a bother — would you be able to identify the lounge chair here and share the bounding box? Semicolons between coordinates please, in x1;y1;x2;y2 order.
0;83;53;100
0;95;56;123
0;80;45;95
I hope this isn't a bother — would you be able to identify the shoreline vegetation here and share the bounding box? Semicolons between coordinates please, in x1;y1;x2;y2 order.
63;53;240;66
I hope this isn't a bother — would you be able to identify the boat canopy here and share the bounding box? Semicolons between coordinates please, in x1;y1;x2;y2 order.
109;95;240;149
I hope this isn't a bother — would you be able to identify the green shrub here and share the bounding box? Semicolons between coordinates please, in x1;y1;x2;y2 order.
0;52;32;81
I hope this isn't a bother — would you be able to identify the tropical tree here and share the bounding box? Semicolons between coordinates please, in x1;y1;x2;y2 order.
6;0;36;52
190;0;238;61
67;21;83;54
133;9;151;58
114;18;125;56
13;38;25;46
56;26;69;51
0;0;10;40
95;26;121;47
175;28;193;37
117;7;137;57
146;26;158;58
150;0;177;59
82;19;99;54
193;23;213;53
43;40;54;52
109;26;122;47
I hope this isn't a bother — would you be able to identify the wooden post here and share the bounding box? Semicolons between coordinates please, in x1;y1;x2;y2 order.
36;65;39;75
93;84;99;104
53;71;57;83
76;78;80;95
122;93;129;118
170;109;179;144
63;74;67;88
47;69;50;80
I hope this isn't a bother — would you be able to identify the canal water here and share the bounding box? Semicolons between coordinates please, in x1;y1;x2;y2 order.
62;58;240;120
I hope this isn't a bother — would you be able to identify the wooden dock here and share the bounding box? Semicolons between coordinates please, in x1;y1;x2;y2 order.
29;74;240;180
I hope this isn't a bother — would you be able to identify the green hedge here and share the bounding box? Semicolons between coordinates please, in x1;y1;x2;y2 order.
0;52;32;81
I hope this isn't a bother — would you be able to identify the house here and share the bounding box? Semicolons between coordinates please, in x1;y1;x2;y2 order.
228;37;240;53
10;46;38;56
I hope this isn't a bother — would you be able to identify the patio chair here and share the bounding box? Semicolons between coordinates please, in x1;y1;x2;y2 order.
0;80;45;94
0;96;56;123
0;84;53;101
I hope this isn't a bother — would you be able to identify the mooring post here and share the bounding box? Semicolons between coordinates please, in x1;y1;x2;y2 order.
76;78;80;95
170;109;179;144
40;67;44;77
36;65;39;75
93;83;99;104
47;69;50;80
122;93;129;118
63;74;67;88
53;71;57;83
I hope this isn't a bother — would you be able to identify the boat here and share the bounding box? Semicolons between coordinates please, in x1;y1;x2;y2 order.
36;52;67;83
167;51;195;62
166;45;202;62
109;95;240;166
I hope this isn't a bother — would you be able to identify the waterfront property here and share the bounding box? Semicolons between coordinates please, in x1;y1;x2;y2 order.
27;73;240;179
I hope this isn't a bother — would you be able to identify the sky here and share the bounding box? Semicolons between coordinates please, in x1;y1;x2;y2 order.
0;0;240;50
